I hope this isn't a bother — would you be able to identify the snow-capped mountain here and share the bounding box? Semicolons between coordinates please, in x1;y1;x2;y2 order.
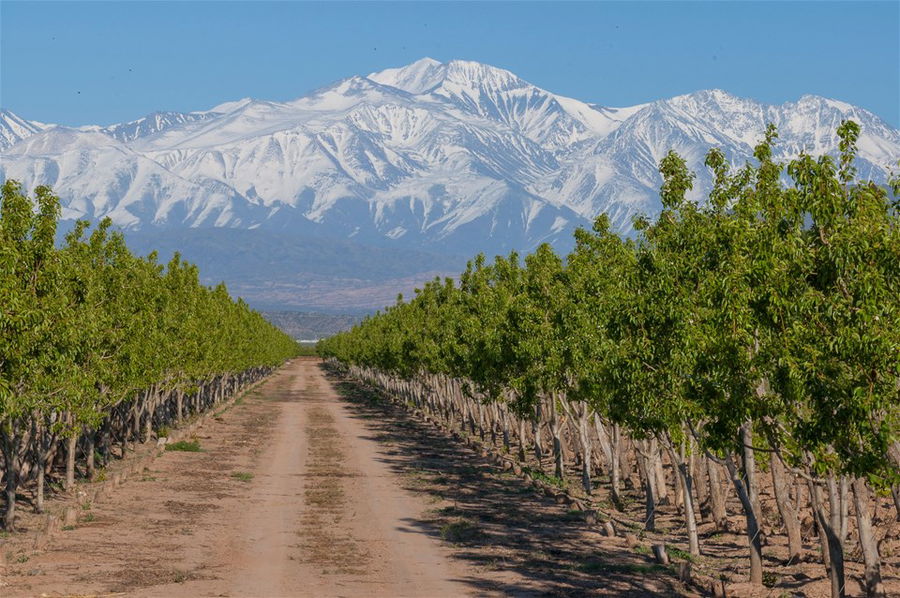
2;58;898;255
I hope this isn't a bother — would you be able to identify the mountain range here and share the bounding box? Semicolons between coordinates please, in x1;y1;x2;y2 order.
2;58;898;310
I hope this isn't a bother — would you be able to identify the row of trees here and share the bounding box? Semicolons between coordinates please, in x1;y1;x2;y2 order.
320;122;899;597
1;180;299;530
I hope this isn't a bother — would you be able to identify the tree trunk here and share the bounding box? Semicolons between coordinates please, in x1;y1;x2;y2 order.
851;477;884;597
665;436;700;556
610;424;623;509
86;432;96;479
594;415;612;477
518;418;528;462
549;394;564;480
638;440;658;531
770;452;802;564
707;457;728;530
2;427;20;530
65;434;77;492
578;403;592;495
655;448;669;505
809;475;846;598
694;448;711;522
176;390;184;424
724;453;764;586
741;423;764;541
501;408;510;452
533;404;544;469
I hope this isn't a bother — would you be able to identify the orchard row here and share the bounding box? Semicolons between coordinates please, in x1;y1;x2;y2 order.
1;181;299;529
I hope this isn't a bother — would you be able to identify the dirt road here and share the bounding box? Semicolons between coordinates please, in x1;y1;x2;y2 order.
2;359;488;597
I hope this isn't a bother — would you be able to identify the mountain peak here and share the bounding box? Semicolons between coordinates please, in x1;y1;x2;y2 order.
368;57;447;94
442;60;525;91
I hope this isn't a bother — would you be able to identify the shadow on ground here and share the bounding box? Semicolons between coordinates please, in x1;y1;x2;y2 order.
326;367;691;597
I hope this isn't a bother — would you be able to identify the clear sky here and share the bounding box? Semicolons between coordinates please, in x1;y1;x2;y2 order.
2;1;898;127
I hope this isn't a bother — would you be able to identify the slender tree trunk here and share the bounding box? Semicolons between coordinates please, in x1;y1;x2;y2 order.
549;394;564;480
176;390;184;424
533;404;544;469
741;423;764;541
770;452;802;564
851;477;884;597
665;437;700;556
610;424;623;509
707;457;728;530
501;408;510;452
65;434;77;492
2;426;21;530
638;440;658;531
86;432;96;479
655;447;669;505
578;404;592;495
518;418;528;462
724;453;764;586
809;475;846;598
694;448;711;522
594;415;612;477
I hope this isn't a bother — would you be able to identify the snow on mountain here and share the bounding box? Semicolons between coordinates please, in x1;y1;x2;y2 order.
2;59;898;255
0;109;52;149
93;110;221;143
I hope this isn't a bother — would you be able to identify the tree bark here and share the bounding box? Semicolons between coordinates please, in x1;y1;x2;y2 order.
638;440;658;531
577;403;592;495
1;426;21;530
851;477;884;597
724;453;764;585
707;457;728;530
548;394;564;480
65;434;77;492
610;424;623;509
808;475;846;598
770;452;802;564
533;404;544;469
664;436;701;556
518;417;528;462
694;448;711;522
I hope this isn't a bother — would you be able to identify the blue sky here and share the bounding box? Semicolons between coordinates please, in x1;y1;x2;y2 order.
2;1;898;126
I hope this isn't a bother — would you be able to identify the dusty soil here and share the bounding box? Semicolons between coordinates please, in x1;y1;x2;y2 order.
0;358;689;597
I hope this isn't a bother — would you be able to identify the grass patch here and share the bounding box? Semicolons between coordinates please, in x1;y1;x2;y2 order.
522;466;566;488
634;544;651;556
81;513;95;523
439;519;483;543
155;425;171;438
166;440;202;452
231;472;254;482
62;525;76;531
665;545;696;562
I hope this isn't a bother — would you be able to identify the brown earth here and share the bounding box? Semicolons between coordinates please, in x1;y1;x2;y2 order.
0;358;687;597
